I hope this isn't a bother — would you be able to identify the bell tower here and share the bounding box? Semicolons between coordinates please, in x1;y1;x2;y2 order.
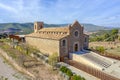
34;22;44;33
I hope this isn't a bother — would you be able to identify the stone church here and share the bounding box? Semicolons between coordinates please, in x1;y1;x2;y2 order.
25;21;89;61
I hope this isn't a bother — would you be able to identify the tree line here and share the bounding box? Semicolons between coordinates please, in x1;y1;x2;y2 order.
90;29;120;42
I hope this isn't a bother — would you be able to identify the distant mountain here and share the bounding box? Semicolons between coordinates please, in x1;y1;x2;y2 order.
0;23;34;34
0;23;107;34
81;23;106;32
101;23;120;28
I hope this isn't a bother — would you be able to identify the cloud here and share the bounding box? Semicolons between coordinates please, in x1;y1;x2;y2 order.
0;3;18;13
0;0;120;25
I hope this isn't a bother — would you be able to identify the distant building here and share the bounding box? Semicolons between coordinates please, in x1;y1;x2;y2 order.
25;21;89;61
9;35;25;43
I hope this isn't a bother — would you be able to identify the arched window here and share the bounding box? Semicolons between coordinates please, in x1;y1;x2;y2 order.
62;39;66;46
74;31;79;37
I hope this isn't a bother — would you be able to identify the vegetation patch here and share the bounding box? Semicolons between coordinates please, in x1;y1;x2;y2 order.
0;75;8;80
60;66;86;80
90;29;119;42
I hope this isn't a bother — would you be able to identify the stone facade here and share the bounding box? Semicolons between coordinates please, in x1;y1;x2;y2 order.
26;37;60;56
25;21;89;60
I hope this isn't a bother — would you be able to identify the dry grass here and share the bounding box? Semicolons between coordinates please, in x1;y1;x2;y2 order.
89;42;120;49
89;41;120;56
0;41;63;80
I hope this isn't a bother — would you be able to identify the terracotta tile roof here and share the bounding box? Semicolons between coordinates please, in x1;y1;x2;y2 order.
26;32;68;40
26;25;70;40
25;20;82;40
39;26;69;32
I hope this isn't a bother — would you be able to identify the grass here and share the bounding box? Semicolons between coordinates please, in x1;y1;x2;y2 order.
12;73;32;80
106;47;120;56
0;38;11;43
0;75;8;80
0;42;33;80
90;41;120;56
0;43;17;59
0;39;63;80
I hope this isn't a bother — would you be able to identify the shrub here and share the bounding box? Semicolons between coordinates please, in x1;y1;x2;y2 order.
60;66;86;80
60;66;68;73
66;69;73;77
81;77;86;80
95;46;105;53
48;52;58;67
71;74;81;80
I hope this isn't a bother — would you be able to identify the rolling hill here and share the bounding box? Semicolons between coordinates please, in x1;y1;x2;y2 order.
0;23;107;34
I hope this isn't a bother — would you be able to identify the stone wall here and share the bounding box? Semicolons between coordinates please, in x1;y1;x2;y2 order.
68;22;84;53
84;34;89;49
26;37;60;56
60;37;69;57
69;53;102;70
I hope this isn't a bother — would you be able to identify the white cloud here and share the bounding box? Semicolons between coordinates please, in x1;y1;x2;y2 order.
0;3;18;13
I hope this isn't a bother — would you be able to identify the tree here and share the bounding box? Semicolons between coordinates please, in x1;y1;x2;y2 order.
48;52;58;67
111;29;118;35
103;33;110;39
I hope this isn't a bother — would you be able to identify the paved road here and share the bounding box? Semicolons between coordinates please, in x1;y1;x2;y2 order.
0;55;30;80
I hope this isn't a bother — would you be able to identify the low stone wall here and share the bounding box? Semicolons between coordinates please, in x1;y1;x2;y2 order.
0;48;35;79
69;53;102;70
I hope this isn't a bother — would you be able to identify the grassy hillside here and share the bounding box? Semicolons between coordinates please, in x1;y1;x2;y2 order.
82;23;106;32
0;23;33;34
0;23;106;34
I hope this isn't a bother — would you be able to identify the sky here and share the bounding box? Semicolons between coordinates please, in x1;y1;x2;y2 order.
0;0;120;26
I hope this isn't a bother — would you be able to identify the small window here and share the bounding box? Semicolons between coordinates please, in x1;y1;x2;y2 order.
35;25;37;29
62;40;66;46
85;37;87;42
74;31;79;37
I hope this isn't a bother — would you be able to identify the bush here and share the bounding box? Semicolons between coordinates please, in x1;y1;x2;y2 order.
66;69;73;77
81;77;86;80
60;66;73;77
48;52;58;67
60;66;68;73
95;46;105;53
60;66;86;80
71;74;82;80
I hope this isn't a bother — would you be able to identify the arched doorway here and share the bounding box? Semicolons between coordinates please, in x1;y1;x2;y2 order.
74;43;78;52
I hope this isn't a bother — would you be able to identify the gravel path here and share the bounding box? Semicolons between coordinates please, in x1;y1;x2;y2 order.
0;55;30;80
